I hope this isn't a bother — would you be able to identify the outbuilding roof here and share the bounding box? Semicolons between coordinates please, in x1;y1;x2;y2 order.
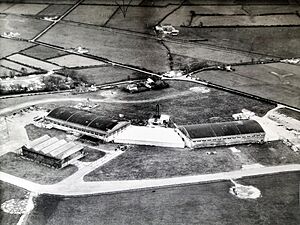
179;120;264;139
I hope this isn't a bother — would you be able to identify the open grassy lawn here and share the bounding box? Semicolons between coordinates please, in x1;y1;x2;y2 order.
0;181;28;225
0;14;50;40
239;140;300;166
0;152;77;185
39;22;170;73
193;64;300;108
3;3;49;15
84;145;240;181
79;147;105;162
25;124;68;141
20;45;68;60
27;171;300;225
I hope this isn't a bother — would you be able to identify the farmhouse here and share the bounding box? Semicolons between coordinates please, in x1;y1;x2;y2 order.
179;120;265;148
45;107;130;142
21;135;84;168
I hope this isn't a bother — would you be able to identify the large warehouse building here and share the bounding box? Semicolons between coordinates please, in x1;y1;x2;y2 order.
45;107;130;142
179;120;265;148
22;135;84;168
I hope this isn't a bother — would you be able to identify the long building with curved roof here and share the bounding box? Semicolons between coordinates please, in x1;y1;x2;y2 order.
45;107;130;142
179;120;265;148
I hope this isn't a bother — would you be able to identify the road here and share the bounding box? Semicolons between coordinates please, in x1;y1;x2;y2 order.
0;164;299;196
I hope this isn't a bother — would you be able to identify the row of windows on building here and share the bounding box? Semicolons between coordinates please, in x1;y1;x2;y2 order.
193;133;264;143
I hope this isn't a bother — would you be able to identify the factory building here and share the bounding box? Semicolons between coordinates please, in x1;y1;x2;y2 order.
45;107;130;142
21;135;84;168
179;120;265;148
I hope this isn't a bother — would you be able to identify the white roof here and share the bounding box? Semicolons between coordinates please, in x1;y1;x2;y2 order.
34;137;58;152
26;135;50;149
40;139;67;155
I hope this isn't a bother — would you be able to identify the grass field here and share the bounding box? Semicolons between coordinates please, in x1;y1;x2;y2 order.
0;152;77;185
276;108;300;121
0;181;28;225
244;5;300;14
74;65;147;85
176;26;300;58
3;3;49;15
86;80;275;124
0;38;33;59
106;6;177;33
164;41;257;64
0;66;20;77
0;14;51;40
83;0;143;5
84;145;240;181
239;140;300;165
20;45;68;60
163;5;246;26
193;63;300;108
7;54;61;71
37;4;72;16
39;22;170;72
64;5;118;26
48;54;106;68
79;147;105;162
25;124;68;141
191;14;300;27
0;59;37;73
27;171;300;225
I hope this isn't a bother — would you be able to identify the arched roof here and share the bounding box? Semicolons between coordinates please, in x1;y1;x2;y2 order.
47;107;119;132
179;120;264;139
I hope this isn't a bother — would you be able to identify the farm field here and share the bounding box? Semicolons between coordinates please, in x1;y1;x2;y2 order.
0;3;14;13
0;14;51;40
83;0;143;5
193;63;300;108
0;59;37;74
162;5;246;26
74;65;147;84
27;172;300;225
0;152;78;185
0;66;20;77
176;26;300;58
37;4;72;16
0;181;28;225
39;22;170;72
164;41;258;64
191;14;300;27
243;5;300;14
0;38;33;59
20;45;68;60
2;3;49;15
7;54;61;71
64;5;118;26
48;54;106;68
106;6;177;33
84;145;240;181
